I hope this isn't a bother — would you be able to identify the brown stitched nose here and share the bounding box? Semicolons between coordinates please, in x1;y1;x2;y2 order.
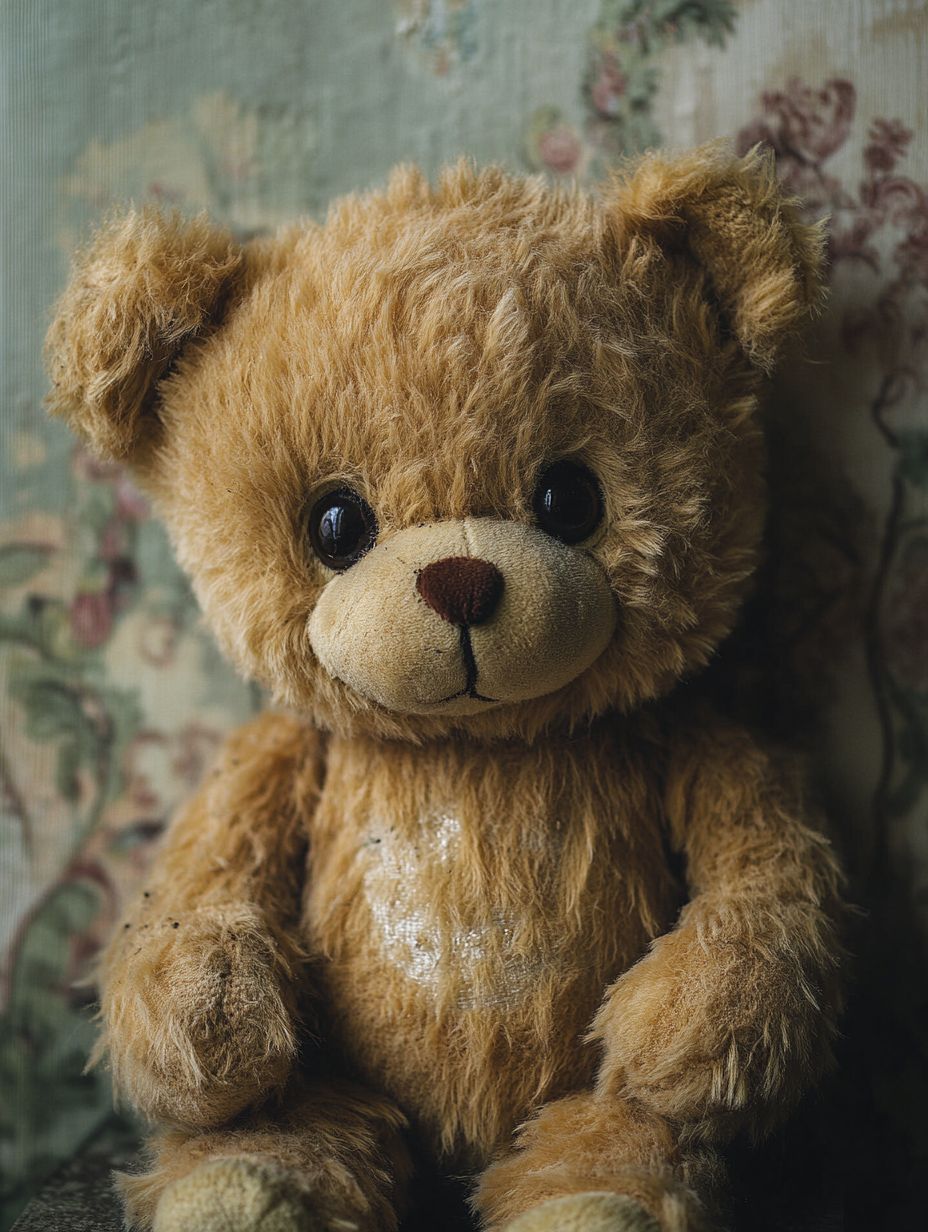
416;556;504;626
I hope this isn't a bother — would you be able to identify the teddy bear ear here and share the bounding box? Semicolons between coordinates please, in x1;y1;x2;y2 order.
45;209;242;461
608;143;826;372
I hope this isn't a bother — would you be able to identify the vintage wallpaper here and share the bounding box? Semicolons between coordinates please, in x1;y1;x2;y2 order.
0;0;925;1226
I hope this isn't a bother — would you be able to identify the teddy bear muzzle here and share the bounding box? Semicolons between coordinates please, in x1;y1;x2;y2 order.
307;517;617;716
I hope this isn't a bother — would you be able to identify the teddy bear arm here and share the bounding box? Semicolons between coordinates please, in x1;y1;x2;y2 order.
592;711;844;1138
96;712;325;1127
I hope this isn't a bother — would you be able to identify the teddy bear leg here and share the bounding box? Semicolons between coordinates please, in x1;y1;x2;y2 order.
474;1093;722;1232
119;1076;413;1232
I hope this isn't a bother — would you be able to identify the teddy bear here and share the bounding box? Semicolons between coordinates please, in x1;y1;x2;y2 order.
45;145;844;1232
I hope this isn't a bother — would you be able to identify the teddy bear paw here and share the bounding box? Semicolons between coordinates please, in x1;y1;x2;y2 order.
502;1192;661;1232
153;1155;347;1232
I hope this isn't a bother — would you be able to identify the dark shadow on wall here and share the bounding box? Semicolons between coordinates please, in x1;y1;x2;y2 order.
698;401;928;1231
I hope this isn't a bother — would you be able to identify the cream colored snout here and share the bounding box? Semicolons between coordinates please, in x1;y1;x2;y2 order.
307;518;616;716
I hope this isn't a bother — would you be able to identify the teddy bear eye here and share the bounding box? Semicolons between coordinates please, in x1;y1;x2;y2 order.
533;461;604;544
308;487;378;570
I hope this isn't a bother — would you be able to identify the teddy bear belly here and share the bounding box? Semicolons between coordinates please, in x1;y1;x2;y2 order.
309;815;611;1162
303;731;677;1162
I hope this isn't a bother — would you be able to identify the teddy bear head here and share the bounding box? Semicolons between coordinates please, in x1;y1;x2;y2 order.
46;149;823;742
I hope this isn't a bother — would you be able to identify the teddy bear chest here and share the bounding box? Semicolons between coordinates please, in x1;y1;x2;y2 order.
304;733;676;1017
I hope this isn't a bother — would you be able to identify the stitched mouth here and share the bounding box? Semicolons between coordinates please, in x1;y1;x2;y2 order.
432;626;498;705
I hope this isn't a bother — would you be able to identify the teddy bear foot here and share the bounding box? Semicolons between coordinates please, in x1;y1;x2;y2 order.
502;1192;661;1232
152;1155;342;1232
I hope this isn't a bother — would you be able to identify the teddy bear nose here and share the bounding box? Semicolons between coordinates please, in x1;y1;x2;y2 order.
416;556;504;626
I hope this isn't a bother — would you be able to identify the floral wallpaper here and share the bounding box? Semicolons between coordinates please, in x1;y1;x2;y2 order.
1;1;925;1227
526;0;736;176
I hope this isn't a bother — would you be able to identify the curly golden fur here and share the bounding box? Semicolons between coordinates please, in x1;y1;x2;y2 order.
46;146;841;1232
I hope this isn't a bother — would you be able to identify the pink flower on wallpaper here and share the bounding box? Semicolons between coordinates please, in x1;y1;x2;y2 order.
861;174;926;230
537;124;584;175
69;589;113;648
735;77;857;216
69;560;138;648
864;118;913;175
738;77;928;338
115;474;150;521
590;54;627;118
71;445;121;484
756;77;855;164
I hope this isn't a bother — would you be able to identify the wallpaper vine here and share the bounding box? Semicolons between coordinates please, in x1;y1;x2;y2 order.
736;77;928;873
1;1;925;1227
734;76;928;1221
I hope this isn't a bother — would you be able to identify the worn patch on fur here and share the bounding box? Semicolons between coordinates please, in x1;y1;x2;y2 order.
359;809;567;1011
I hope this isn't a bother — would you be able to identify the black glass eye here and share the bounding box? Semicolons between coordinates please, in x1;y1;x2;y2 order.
308;487;377;570
533;460;604;544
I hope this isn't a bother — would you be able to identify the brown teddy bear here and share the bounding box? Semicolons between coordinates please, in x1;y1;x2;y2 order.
45;146;844;1232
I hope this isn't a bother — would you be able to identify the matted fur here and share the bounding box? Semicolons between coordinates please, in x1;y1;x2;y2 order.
46;148;841;1232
